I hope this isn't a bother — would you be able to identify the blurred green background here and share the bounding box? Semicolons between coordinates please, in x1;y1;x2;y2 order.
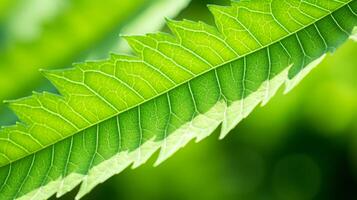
1;0;356;200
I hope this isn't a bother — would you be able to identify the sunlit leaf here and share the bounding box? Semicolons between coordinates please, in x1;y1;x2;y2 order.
0;0;356;199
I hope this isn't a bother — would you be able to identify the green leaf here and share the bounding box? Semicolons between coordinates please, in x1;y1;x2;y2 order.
1;0;356;199
0;0;191;128
0;0;190;104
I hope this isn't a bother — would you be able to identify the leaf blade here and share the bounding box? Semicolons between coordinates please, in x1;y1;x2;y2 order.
0;1;356;199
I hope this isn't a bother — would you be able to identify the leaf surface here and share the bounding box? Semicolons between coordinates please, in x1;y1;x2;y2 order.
0;0;190;104
0;0;356;199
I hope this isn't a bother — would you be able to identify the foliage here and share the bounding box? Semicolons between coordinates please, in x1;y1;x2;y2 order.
0;0;356;200
0;0;189;105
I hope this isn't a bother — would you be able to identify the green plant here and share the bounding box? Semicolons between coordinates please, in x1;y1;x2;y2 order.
0;0;190;104
0;0;190;127
0;0;356;199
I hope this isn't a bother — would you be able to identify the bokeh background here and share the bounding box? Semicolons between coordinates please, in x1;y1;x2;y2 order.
1;0;356;200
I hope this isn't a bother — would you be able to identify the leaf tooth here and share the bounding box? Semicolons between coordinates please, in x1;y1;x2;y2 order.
0;122;24;134
207;4;230;17
40;69;69;94
207;4;235;33
76;153;133;200
165;18;183;38
166;18;201;39
56;174;84;199
167;18;221;39
122;35;156;56
131;140;161;169
284;54;326;94
155;128;210;167
40;68;83;98
3;96;40;125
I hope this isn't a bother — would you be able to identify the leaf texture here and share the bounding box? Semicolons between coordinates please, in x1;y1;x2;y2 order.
0;0;146;101
0;0;356;199
0;0;189;105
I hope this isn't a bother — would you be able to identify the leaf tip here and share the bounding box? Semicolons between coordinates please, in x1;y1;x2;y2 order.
120;33;134;41
164;16;173;23
39;68;55;76
153;157;164;167
39;68;53;77
2;98;19;106
206;4;219;11
119;33;130;39
165;17;181;27
31;90;40;95
2;99;10;104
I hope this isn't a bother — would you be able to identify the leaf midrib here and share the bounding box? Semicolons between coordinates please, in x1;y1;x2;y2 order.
1;1;351;168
